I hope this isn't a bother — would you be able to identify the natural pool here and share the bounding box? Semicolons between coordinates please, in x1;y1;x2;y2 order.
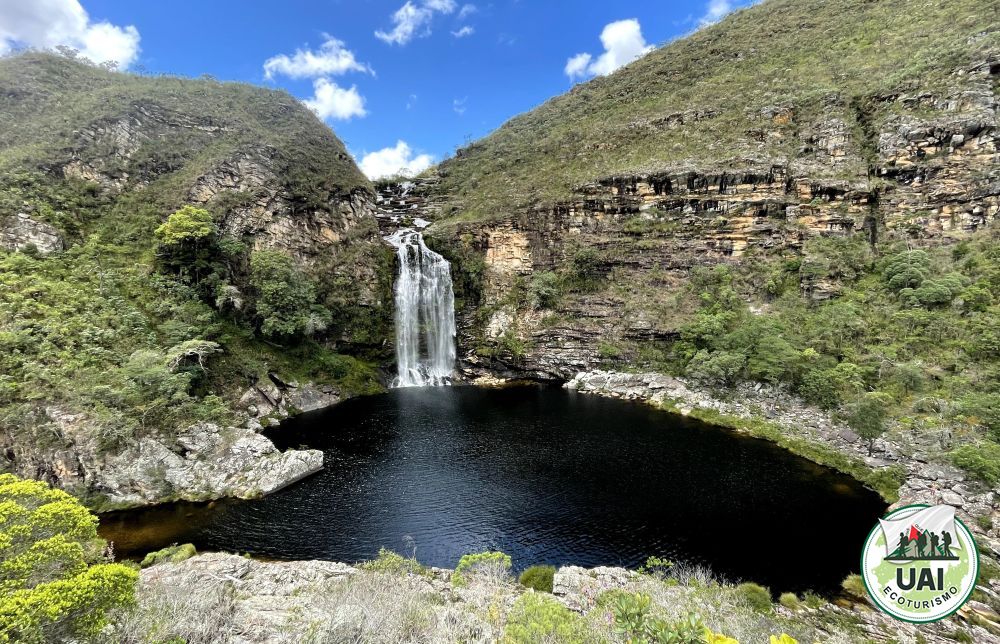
100;384;886;593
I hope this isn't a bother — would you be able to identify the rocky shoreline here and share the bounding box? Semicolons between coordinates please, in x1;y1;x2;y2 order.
565;370;1000;556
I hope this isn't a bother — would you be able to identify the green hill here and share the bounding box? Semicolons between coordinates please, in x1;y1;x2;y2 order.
0;52;391;506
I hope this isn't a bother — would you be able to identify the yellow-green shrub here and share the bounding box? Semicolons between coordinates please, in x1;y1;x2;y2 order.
503;592;586;644
0;474;138;643
518;564;556;593
451;551;511;586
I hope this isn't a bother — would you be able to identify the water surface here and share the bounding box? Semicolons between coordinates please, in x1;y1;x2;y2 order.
100;385;886;593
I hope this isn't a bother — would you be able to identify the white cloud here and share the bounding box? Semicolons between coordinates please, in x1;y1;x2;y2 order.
452;26;474;38
303;78;366;121
359;141;434;180
457;4;477;20
375;0;456;45
452;96;467;115
264;36;371;79
565;19;653;81
0;0;140;68
564;52;592;79
699;0;734;27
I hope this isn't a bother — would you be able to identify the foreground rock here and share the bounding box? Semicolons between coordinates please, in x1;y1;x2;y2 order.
120;553;1000;643
3;412;322;509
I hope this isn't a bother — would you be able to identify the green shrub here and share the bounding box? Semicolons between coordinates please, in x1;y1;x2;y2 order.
140;543;197;568
778;592;801;610
841;574;866;599
0;474;138;643
503;592;587;643
528;272;561;309
451;551;512;586
518;565;556;593
844;392;891;456
360;548;428;576
951;442;1000;484
802;592;825;609
735;582;773;613
249;250;330;339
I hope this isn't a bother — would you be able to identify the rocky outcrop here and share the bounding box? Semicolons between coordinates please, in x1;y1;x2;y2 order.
426;57;999;380
0;212;64;254
0;410;322;508
238;375;342;421
130;553;1000;643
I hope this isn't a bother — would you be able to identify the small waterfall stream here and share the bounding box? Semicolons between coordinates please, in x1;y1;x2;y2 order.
386;229;457;387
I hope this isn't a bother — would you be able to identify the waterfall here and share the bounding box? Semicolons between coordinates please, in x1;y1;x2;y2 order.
386;229;457;387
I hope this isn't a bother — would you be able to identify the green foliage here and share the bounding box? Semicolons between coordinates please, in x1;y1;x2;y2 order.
604;591;711;643
735;582;773;613
528;271;561;309
503;592;587;644
518;565;556;593
140;543;197;568
155;206;215;247
249;250;330;339
884;250;931;292
451;551;512;586
639;555;675;578
360;548;428;576
0;474;137;643
844;393;890;456
840;574;866;599
778;592;802;610
951;442;1000;484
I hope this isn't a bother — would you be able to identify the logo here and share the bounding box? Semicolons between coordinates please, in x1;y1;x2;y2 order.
861;504;979;622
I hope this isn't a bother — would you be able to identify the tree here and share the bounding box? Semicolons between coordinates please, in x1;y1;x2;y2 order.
0;474;137;642
845;393;890;456
249;250;329;339
154;206;217;284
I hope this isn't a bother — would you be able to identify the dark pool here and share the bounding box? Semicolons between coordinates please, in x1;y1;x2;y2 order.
100;384;886;593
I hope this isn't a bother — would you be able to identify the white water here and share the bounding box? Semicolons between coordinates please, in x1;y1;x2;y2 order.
386;229;457;387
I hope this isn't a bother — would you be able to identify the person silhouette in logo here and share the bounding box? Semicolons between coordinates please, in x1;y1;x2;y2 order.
941;530;953;557
916;529;928;557
929;530;940;558
897;531;909;558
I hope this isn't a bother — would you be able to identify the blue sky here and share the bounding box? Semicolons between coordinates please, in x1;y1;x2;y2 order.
0;0;752;177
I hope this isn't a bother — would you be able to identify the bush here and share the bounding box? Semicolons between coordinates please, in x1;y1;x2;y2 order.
518;565;556;593
841;574;866;599
503;592;586;643
951;442;1000;484
140;544;197;568
360;548;428;576
528;272;561;309
0;474;138;642
451;551;512;586
735;582;773;613
249;250;330;339
844;393;890;456
778;592;801;610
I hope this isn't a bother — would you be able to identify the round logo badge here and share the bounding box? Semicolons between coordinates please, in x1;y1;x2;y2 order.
861;504;979;623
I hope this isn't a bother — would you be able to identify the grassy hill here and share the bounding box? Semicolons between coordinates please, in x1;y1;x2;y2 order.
0;53;390;500
434;0;998;221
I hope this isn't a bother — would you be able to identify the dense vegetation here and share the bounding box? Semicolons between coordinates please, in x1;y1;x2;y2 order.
433;0;998;221
0;474;136;642
0;53;388;488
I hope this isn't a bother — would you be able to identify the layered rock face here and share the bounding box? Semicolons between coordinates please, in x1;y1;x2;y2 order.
427;57;999;379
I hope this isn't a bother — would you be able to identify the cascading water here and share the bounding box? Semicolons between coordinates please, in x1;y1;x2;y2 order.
386;229;457;387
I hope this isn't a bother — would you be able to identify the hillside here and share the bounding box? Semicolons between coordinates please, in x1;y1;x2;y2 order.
416;0;1000;496
433;0;998;220
0;52;393;508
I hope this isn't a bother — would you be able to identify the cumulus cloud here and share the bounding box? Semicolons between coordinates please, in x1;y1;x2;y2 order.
0;0;140;68
565;18;653;81
303;78;366;121
457;4;477;20
451;26;474;38
699;0;734;27
263;36;371;79
375;0;456;45
358;141;434;180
